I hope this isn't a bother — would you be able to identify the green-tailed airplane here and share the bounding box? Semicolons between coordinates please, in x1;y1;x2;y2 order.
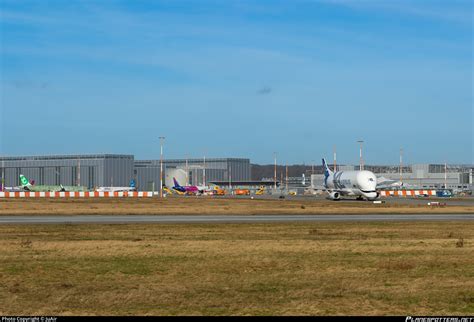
19;174;88;192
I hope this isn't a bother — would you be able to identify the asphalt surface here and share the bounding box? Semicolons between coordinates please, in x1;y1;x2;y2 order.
0;214;473;224
250;194;474;206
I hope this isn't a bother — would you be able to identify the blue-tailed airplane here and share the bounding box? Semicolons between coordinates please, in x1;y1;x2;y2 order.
96;179;137;192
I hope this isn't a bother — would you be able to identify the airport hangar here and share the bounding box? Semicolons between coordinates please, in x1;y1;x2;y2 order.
0;154;251;191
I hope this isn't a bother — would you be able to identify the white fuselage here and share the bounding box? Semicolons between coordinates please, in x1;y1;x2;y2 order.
1;186;23;192
95;187;137;192
325;170;378;200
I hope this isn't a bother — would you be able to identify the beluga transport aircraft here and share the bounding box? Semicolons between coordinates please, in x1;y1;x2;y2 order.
322;158;379;201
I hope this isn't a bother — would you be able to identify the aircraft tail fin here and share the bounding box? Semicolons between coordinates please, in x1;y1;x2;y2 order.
322;158;333;176
322;158;333;188
322;158;333;172
19;174;32;188
173;177;181;187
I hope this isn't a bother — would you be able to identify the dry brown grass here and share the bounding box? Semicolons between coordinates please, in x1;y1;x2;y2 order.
0;222;472;315
0;197;473;215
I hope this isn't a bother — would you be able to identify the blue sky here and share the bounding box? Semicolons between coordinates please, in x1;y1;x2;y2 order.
0;0;472;165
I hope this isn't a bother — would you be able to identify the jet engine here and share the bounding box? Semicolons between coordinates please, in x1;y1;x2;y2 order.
328;191;340;200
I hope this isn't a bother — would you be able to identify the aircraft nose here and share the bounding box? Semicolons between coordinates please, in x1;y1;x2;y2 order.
357;172;377;190
362;191;379;200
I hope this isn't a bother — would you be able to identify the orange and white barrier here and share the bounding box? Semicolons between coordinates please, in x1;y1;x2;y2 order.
379;190;437;197
0;191;154;198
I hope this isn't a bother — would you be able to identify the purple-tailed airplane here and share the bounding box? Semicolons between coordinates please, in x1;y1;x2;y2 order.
172;178;207;194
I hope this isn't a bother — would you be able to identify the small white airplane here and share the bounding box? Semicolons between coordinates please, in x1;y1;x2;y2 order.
0;184;23;192
376;176;405;189
96;179;137;192
322;158;379;201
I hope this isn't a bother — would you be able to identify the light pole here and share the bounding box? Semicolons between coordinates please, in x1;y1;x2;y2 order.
273;152;277;190
444;161;447;189
203;154;206;187
77;158;81;187
357;140;364;171
185;155;189;185
399;147;403;185
1;160;4;192
159;136;165;198
280;172;283;192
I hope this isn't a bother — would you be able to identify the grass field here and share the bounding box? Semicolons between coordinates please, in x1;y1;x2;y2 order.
0;222;472;315
0;197;473;215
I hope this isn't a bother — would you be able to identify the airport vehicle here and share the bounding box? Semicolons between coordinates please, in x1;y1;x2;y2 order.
19;174;88;192
96;179;137;192
436;190;453;198
172;178;208;194
212;186;226;195
417;193;429;198
322;158;379;201
234;189;250;196
163;186;176;195
255;186;265;195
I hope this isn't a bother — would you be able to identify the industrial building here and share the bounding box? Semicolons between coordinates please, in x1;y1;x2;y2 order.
310;163;474;192
0;155;251;191
0;154;134;189
134;158;251;191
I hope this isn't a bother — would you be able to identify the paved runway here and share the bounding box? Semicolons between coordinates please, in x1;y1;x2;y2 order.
253;195;474;206
0;214;473;224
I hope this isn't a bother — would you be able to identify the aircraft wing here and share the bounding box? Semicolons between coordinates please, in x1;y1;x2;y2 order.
376;176;404;189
